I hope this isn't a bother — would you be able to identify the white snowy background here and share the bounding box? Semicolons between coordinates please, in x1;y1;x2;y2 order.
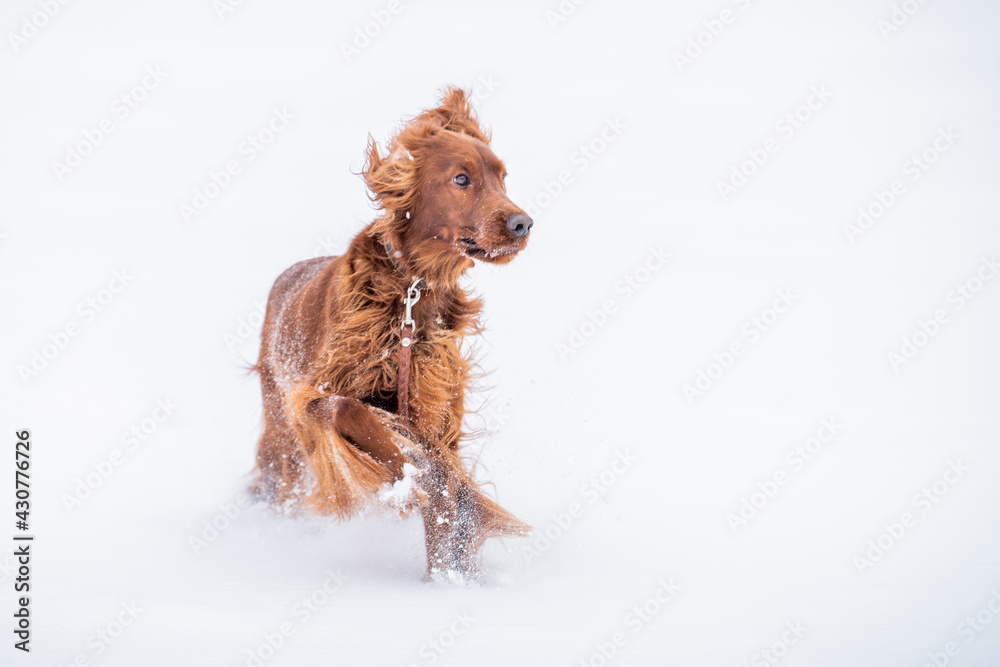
2;0;1000;665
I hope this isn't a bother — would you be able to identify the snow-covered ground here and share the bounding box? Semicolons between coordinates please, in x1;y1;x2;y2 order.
3;1;1000;665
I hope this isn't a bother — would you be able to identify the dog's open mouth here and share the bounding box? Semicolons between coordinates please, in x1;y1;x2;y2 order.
458;237;521;262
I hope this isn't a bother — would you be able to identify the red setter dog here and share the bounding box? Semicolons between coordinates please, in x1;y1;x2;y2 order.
251;88;533;581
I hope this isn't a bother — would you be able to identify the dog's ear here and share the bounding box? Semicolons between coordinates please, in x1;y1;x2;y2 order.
363;134;418;230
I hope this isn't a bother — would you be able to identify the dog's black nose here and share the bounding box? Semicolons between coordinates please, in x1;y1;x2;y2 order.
506;212;533;237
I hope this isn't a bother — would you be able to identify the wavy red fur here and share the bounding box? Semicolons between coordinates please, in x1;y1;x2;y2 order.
250;87;533;579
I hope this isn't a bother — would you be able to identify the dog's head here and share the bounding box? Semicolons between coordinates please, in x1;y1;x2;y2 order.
363;88;532;283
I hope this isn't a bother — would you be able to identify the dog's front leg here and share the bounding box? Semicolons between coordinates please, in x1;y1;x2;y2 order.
419;451;531;581
420;456;465;579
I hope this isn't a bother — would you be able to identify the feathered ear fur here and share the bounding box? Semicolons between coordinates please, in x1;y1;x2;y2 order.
363;87;490;245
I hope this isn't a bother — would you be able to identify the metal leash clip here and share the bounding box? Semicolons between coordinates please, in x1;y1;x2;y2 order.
401;278;423;346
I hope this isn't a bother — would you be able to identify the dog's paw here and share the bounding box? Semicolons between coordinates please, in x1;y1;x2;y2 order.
427;566;476;587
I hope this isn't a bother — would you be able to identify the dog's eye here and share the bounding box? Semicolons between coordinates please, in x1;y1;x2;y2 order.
452;173;471;188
